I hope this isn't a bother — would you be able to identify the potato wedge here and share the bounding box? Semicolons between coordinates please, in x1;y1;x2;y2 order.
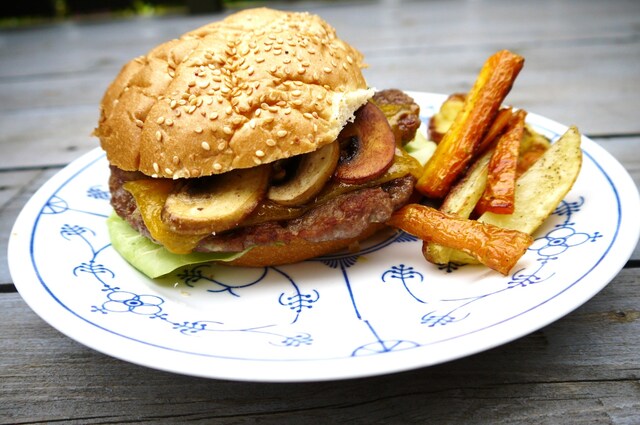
423;149;492;265
388;204;533;275
428;93;465;143
479;125;582;233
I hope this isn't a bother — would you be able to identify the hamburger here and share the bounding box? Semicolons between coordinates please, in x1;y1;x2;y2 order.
95;8;424;276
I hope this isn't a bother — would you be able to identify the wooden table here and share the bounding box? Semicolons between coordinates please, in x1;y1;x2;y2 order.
2;0;639;422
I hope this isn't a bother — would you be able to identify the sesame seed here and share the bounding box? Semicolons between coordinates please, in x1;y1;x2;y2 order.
323;67;332;73
208;112;218;120
187;105;197;114
213;163;222;171
247;66;254;76
152;174;158;179
178;99;187;106
220;86;230;94
223;126;233;135
153;162;160;173
291;89;302;97
217;141;227;151
156;116;165;125
135;119;144;128
198;80;210;89
254;158;263;165
277;130;288;138
155;131;163;142
195;126;203;134
166;118;174;126
303;112;313;119
201;141;211;151
297;67;306;74
283;107;292;115
347;55;354;64
249;119;256;129
255;149;265;157
164;168;173;176
172;156;179;165
266;138;276;146
188;80;196;87
170;100;177;109
256;57;265;63
255;109;262;117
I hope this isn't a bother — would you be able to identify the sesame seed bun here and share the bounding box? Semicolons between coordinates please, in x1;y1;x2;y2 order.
95;7;373;179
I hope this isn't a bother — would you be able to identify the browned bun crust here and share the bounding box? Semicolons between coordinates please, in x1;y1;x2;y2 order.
226;223;385;267
95;7;373;179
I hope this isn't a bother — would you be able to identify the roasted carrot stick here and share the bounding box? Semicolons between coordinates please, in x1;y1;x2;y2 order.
387;204;533;275
416;50;524;198
475;109;527;215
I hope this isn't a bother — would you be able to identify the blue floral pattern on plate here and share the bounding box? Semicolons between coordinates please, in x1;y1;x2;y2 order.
10;92;638;382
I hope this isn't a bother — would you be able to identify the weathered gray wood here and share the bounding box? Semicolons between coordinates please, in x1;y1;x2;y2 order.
1;0;639;423
2;268;638;423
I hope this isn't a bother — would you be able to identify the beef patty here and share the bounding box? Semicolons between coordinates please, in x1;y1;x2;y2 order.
109;165;415;253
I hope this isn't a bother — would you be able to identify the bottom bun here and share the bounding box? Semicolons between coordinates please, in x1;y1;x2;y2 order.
226;223;386;267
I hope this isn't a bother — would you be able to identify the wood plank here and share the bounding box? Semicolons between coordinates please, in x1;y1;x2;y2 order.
1;1;639;135
0;106;99;169
0;0;637;79
2;267;638;423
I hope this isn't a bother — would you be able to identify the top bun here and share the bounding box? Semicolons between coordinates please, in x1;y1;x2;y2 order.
95;8;373;179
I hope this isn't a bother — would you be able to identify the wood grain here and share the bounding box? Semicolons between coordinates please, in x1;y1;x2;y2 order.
1;0;639;422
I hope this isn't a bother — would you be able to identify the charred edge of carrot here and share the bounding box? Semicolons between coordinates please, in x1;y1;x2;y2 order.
475;110;527;215
388;204;533;275
416;50;525;198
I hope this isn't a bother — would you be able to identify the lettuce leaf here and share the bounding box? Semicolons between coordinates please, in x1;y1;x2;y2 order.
107;213;251;278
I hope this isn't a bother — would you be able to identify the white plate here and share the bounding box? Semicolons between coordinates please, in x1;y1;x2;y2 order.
9;92;640;382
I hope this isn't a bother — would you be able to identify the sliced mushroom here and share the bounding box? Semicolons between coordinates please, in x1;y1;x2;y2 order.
335;102;396;184
268;141;340;206
162;165;270;235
